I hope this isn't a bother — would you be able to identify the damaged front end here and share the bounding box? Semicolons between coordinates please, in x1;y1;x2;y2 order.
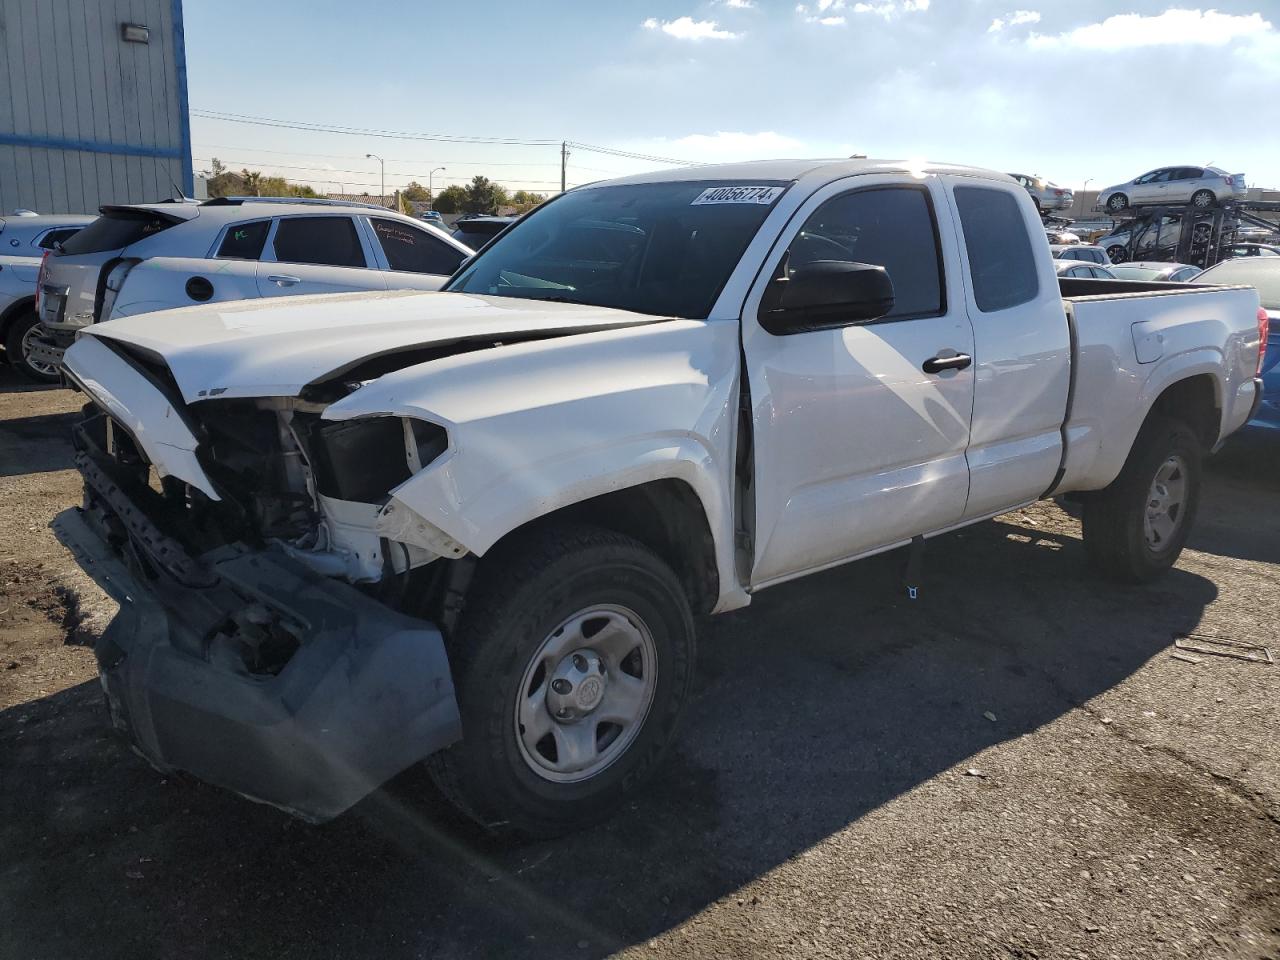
58;342;463;821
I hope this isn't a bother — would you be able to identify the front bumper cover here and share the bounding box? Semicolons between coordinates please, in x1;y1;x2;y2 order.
54;506;462;822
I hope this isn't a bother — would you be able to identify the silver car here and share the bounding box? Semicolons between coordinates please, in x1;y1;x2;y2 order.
1097;166;1246;213
1109;262;1203;283
1009;173;1073;212
0;212;93;257
1053;260;1116;280
1050;244;1111;265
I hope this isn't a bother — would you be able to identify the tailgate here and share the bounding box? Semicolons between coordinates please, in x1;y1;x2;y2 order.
39;254;110;329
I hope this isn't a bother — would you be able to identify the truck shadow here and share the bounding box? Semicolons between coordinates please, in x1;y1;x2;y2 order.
0;509;1217;959
1192;434;1280;565
0;410;78;477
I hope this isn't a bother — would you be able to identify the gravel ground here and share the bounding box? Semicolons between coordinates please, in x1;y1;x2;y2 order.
1;366;1277;960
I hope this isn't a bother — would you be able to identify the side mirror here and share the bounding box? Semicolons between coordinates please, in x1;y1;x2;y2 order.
761;260;895;334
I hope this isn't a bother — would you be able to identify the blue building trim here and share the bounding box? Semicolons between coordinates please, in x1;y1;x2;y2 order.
171;0;195;196
0;132;182;159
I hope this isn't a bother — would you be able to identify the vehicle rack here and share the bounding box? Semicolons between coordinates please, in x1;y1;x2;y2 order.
1097;199;1280;268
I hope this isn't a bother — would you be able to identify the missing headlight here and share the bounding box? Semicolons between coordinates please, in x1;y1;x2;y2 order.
306;416;447;503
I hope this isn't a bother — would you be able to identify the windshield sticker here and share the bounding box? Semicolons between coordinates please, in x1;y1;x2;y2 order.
691;185;785;206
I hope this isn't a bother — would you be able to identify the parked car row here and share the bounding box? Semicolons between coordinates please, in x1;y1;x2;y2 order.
23;198;474;382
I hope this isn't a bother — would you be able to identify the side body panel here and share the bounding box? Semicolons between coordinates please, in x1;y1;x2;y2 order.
1055;285;1262;493
322;319;750;612
109;256;260;319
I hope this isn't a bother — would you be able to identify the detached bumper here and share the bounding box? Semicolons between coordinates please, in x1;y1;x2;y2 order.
54;508;461;822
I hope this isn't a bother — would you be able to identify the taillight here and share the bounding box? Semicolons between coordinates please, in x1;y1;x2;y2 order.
1258;307;1270;377
35;250;49;310
1225;176;1234;186
1054;189;1064;196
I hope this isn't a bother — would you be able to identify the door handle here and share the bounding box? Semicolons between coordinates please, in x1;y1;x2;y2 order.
922;353;973;374
266;274;301;287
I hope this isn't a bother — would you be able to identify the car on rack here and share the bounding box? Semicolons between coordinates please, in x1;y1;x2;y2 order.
1109;261;1203;282
1053;259;1116;280
27;198;474;381
1009;173;1073;212
54;158;1265;834
1193;257;1278;433
1050;244;1110;265
1097;166;1247;213
0;214;94;380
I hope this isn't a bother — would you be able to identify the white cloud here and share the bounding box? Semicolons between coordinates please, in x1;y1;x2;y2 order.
988;10;1040;32
797;0;850;24
722;0;755;7
1028;8;1272;50
850;0;928;19
642;15;741;40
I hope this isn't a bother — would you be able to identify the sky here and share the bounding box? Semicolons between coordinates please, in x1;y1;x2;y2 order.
183;1;1280;197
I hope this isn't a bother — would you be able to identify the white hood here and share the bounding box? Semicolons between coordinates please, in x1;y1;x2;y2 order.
81;289;668;404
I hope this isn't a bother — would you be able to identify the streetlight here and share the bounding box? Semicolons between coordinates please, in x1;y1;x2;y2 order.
429;166;445;204
366;153;385;206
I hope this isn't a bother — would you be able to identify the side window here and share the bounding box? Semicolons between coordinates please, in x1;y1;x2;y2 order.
371;218;466;275
273;216;366;268
1177;167;1204;181
216;220;270;260
952;186;1039;312
38;227;81;250
781;186;944;321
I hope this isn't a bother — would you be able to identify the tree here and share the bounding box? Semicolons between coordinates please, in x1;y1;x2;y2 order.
432;184;468;214
462;175;509;215
401;181;431;202
510;190;546;213
239;169;262;196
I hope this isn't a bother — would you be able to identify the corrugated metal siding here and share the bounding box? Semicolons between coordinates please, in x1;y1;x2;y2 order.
0;0;190;214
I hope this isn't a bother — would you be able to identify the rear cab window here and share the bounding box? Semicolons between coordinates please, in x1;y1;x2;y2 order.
371;218;465;275
59;210;178;255
216;220;271;260
272;216;366;268
952;186;1039;312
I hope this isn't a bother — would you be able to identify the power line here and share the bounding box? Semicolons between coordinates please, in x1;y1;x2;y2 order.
193;142;559;167
194;157;561;185
193;159;568;191
191;108;699;167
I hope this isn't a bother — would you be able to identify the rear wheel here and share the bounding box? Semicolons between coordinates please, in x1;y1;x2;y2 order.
1107;193;1129;213
428;523;695;837
1191;189;1215;209
1106;244;1128;264
1082;416;1202;583
4;311;59;383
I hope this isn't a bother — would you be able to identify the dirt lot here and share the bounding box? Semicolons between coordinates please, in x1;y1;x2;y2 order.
2;366;1278;960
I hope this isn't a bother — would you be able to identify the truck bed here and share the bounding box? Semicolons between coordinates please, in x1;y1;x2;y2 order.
1053;278;1262;494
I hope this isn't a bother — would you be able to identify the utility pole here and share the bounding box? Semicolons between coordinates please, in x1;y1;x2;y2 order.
561;141;569;194
366;153;385;206
429;166;445;202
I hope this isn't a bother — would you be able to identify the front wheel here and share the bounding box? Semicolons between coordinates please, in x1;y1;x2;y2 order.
1191;189;1215;209
1081;416;1202;583
4;311;59;383
428;524;695;837
1107;193;1129;213
1106;244;1128;264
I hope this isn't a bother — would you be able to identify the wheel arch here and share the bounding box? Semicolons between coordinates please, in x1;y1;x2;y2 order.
483;478;723;615
1147;372;1221;449
0;294;36;339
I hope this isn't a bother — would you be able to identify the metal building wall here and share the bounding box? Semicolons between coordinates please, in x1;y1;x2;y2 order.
0;0;192;215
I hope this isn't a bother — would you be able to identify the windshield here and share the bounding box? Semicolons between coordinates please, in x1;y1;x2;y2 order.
1197;259;1280;308
445;180;789;319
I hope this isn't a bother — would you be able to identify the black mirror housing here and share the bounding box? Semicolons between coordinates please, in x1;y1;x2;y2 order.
761;260;896;334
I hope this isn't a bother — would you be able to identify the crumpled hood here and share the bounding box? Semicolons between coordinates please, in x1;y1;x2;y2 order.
81;289;669;404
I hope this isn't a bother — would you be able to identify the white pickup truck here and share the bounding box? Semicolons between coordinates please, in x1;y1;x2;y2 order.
55;159;1267;835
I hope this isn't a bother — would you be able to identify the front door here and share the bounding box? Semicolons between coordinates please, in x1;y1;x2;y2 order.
740;176;976;588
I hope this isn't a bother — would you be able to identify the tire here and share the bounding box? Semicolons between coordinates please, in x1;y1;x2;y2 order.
428;523;696;837
4;311;59;383
1082;416;1202;583
1106;244;1128;264
1191;189;1215;209
1107;193;1128;213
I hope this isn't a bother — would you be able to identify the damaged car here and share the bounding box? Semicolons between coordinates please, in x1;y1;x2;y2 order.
56;159;1266;835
